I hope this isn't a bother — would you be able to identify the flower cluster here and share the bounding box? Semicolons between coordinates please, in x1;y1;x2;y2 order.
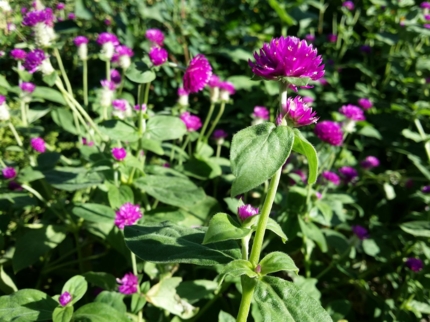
280;96;318;127
183;54;212;93
31;137;46;153
10;49;27;61
59;292;72;306
22;8;56;47
339;104;365;121
315;121;343;146
23;49;54;75
145;29;164;47
117;273;139;295
114;45;134;69
180;112;202;132
97;32;119;59
149;47;168;66
238;204;259;221
112;147;127;161
114;203;142;229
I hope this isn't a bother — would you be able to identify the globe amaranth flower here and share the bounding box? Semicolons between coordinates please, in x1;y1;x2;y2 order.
74;36;89;60
305;34;315;42
117;273;138;295
422;185;430;193
22;8;56;47
0;95;10;121
110;69;122;85
59;291;72;306
148;47;168;66
180;112;202;132
10;49;27;61
212;129;228;145
219;81;235;101
56;2;65;10
111;147;127;161
97;32;119;60
358;98;372;110
23;49;54;75
425;14;430;20
339;166;358;183
207;75;221;102
183;54;212;93
100;80;116;108
104;18;112;26
327;34;338;43
2;167;17;179
421;2;430;9
314;121;343;146
177;87;189;106
406;258;423;272
424;24;430;29
322;171;340;185
115;45;134;69
112;99;132;119
20;82;36;93
302;96;314;104
68;13;76;20
8;181;22;191
290;169;307;185
248;36;325;90
238;204;259;221
280;96;318;127
145;29;164;47
352;225;369;240
31;137;46;153
340;104;365;132
114;202;142;229
342;1;354;10
361;156;380;169
134;104;147;112
253;106;269;121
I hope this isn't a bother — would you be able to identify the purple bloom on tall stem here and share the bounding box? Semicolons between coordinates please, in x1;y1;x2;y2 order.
421;2;430;9
342;1;354;10
114;203;142;229
358;98;373;110
327;34;338;43
213;129;228;145
116;45;134;69
425;14;430;20
110;69;121;84
322;171;340;185
180;112;202;132
361;156;380;169
314;121;343;146
339;104;365;121
253;106;269;120
207;75;221;88
59;292;72;306
111;147;127;161
281;96;318;127
74;35;88;46
101;79;116;91
10;49;27;61
339;166;358;183
305;34;315;42
422;185;430;193
219;81;235;101
31;137;46;153
22;8;54;26
97;32;119;45
183;54;212;93
20;82;36;93
148;47;168;66
56;2;65;10
177;87;189;106
424;24;430;29
238;204;259;221
406;258;423;272
2;167;17;180
145;29;165;47
23;49;46;73
352;225;369;240
117;273;138;295
68;13;76;20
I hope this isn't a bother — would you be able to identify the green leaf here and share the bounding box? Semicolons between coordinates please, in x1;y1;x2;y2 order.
141;138;165;155
17;166;44;182
358;126;382;140
267;0;296;26
73;303;129;322
74;0;93;20
280;76;311;86
145;115;187;141
43;167;103;191
230;123;294;196
62;275;88;305
176;280;218;304
0;289;57;321
299;218;328;253
182;156;222;180
107;185;134;209
33;87;66;105
72;203;116;223
125;61;156;83
292;129;318;184
259;252;299;276
82;272;117;291
53;306;73;322
51;108;78;135
267;218;288;243
220;260;258;282
0;75;10;89
133;175;205;208
218;311;236;322
203;213;251;244
254;276;332;321
131;293;146;314
408;155;430;180
400;221;430;238
95;291;126;313
0;266;17;294
124;222;241;266
99;120;139;142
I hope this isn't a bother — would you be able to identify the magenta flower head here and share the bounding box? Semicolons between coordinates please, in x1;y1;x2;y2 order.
10;49;27;61
352;225;369;240
327;34;338;43
302;96;314;104
219;81;236;101
238;204;259;221
74;36;88;46
59;291;72;306
183;54;212;93
424;24;430;29
104;18;112;26
97;32;119;45
111;147;127;161
361;156;380;169
114;202;142;229
149;47;168;66
314;121;343;146
212;129;228;145
23;49;45;73
31;137;46;153
145;29;165;47
117;273;138;295
421;2;430;9
56;2;65;10
248;36;325;89
8;181;22;191
134;104;147;111
110;69;122;84
425;14;430;20
116;45;134;57
358;98;373;110
422;185;430;193
406;258;423;272
101;79;116;91
280;96;318;127
2;167;17;180
339;166;358;183
20;82;36;93
305;34;315;42
208;75;221;88
322;171;340;185
339;104;365;121
342;1;354;10
253;106;269;120
22;8;54;27
0;95;5;105
290;169;307;185
180;112;202;132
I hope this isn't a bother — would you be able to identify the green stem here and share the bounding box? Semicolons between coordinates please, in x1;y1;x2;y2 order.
216;144;221;158
74;231;85;273
130;252;143;322
205;101;225;142
106;60;111;81
20;101;27;126
53;48;73;96
83;59;88;106
8;123;22;147
414;118;430;162
196;103;215;149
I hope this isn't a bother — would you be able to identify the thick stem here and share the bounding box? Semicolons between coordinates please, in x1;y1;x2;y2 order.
205;102;225;142
83;59;88;106
236;276;257;322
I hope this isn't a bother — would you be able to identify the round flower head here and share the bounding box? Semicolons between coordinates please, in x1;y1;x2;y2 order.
31;137;46;153
425;14;430;20
238;204;259;221
111;147;127;161
100;80;115;108
281;96;318;127
424;24;430;29
361;156;380;169
212;129;228;145
253;106;269;120
110;69;122;84
104;18;112;26
74;36;88;60
422;185;430;193
322;171;340;185
68;13;76;20
248;36;325;88
101;79;116;91
117;273;138;295
177;87;189;106
97;32;118;45
22;8;54;26
358;98;373;110
145;29;164;47
342;1;354;10
183;54;212;93
339;104;365;121
327;34;338;43
23;49;45;73
207;75;221;88
114;202;142;229
148;47;168;66
406;258;423;272
112;99;132;119
2;167;17;179
219;81;235;101
134;104;147;112
115;45;134;69
59;291;71;306
314;121;343;146
305;34;315;42
10;49;27;61
339;166;358;183
56;2;65;10
421;2;430;9
290;169;307;185
180;112;202;132
302;96;314;104
20;82;36;93
360;45;371;54
74;35;88;46
352;225;369;240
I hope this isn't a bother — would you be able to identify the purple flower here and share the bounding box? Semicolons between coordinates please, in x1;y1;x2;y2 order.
148;47;168;66
238;204;259;221
360;45;371;54
302;96;314;104
0;95;5;105
327;34;338;43
248;36;325;87
74;36;88;46
319;78;328;86
322;171;340;185
134;104;147;111
342;1;354;10
68;13;76;20
358;98;373;110
31;137;46;153
56;3;65;10
314;121;343;146
406;258;423;272
422;185;430;193
425;14;430;20
111;147;127;161
116;45;134;57
339;166;358;183
2;167;17;179
59;291;72;306
281;96;318;127
352;225;369;240
339;104;365;121
97;32;119;45
424;24;430;29
178;87;188;96
213;129;228;140
101;79;116;91
421;2;430;9
290;169;307;185
219;81;235;101
22;8;54;27
10;49;27;61
104;19;112;26
114;203;142;229
23;49;45;73
180;112;202;132
20;82;36;93
8;181;22;191
361;156;380;169
21;7;28;14
145;29;165;47
305;34;315;42
208;75;221;88
183;54;212;93
253;106;269;120
117;273;138;295
177;87;189;106
82;138;94;146
110;69;122;84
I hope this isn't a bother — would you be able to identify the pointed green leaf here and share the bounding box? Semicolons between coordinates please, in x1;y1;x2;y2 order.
218;310;236;322
218;260;258;285
125;61;156;83
292;129;318;184
73;303;129;322
299;218;328;253
99;120;139;142
259;252;299;276
71;204;116;223
62;276;88;305
203;213;251;244
53;306;73;322
267;218;288;243
146;115;187;141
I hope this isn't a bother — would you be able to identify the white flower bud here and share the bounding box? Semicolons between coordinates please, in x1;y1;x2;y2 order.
101;43;115;60
40;58;55;75
78;44;88;60
119;56;131;69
